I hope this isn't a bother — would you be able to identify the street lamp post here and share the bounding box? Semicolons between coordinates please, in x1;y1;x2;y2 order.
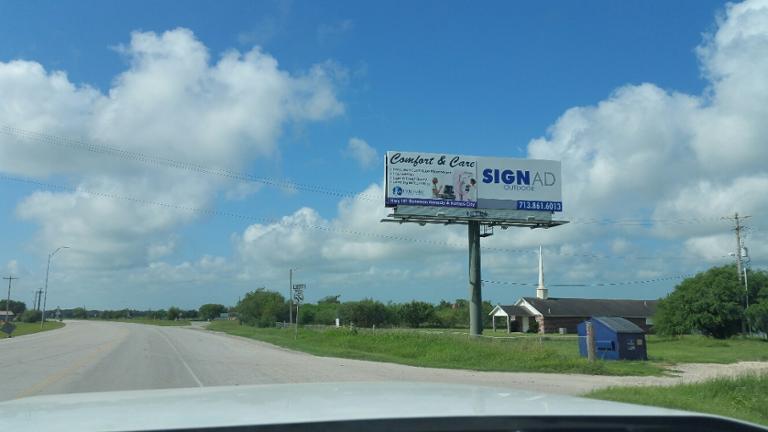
41;246;69;328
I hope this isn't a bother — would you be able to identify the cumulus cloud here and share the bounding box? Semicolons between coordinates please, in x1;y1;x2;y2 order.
5;260;20;276
526;0;768;270
1;28;343;271
231;0;768;302
232;183;474;298
345;137;378;168
4;1;768;307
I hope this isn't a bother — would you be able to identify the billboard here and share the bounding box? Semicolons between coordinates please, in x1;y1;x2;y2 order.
385;151;562;212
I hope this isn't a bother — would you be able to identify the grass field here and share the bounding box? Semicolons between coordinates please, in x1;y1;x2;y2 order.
587;373;768;426
104;318;192;326
209;322;768;376
644;335;768;364
208;321;663;376
452;329;768;365
0;321;65;339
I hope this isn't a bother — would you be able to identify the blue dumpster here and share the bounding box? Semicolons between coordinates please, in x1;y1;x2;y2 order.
577;316;647;361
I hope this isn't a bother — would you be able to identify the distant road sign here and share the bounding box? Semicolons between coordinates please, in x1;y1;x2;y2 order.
293;284;305;303
1;322;15;336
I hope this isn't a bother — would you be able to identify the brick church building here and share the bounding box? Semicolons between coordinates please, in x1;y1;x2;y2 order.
490;247;657;334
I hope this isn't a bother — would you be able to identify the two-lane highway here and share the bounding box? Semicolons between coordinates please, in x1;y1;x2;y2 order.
3;320;765;402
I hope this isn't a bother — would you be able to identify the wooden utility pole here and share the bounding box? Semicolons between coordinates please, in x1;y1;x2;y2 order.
3;276;19;323
586;320;596;362
289;269;293;325
727;212;750;282
35;288;43;311
727;213;751;334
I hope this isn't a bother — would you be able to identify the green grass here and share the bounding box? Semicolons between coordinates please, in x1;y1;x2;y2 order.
208;321;663;376
444;331;768;365
0;321;65;339
102;318;192;326
644;335;768;364
587;373;768;426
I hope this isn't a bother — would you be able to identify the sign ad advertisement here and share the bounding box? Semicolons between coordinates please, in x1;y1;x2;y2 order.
385;151;562;212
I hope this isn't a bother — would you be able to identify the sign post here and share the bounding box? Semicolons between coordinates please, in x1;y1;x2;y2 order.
382;151;568;336
1;322;15;338
293;284;305;339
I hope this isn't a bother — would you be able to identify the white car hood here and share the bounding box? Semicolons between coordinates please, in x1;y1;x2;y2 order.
0;381;736;431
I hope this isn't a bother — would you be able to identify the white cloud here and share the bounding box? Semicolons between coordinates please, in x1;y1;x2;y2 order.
345;137;378;168
225;182;264;201
526;0;768;271
1;28;344;271
229;0;768;302
5;260;20;276
147;238;176;260
4;1;768;308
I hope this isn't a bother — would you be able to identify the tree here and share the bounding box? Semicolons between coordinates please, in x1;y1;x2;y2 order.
20;309;42;323
314;303;339;325
746;303;768;338
399;301;435;328
318;295;341;305
434;306;461;328
0;299;26;315
148;309;167;320
199;303;227;321
167;306;182;321
298;304;317;324
99;309;127;319
72;307;88;319
482;300;494;328
655;265;745;338
339;299;392;328
236;288;288;327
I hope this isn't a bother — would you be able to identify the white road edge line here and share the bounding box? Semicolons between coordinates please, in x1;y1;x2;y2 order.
156;328;204;387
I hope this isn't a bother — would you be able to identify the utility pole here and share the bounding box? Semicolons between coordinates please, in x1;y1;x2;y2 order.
728;212;750;283
289;269;293;325
3;276;19;323
586;320;596;362
41;246;69;328
726;213;751;334
744;267;750;334
33;288;42;311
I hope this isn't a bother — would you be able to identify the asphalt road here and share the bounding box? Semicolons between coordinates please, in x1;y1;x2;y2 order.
2;320;766;402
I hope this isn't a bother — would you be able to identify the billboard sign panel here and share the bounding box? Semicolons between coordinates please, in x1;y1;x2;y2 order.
385;151;562;212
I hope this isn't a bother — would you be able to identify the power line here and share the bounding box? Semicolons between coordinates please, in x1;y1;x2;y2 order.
562;216;730;226
0;124;749;227
0;174;736;262
0;124;380;201
482;273;695;288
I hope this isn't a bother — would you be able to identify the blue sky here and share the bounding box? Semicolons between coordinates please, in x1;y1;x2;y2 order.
1;0;766;310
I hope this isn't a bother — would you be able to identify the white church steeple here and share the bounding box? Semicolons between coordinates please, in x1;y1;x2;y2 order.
536;245;548;299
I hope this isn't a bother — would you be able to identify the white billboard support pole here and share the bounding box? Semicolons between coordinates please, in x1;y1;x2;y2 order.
468;221;482;337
